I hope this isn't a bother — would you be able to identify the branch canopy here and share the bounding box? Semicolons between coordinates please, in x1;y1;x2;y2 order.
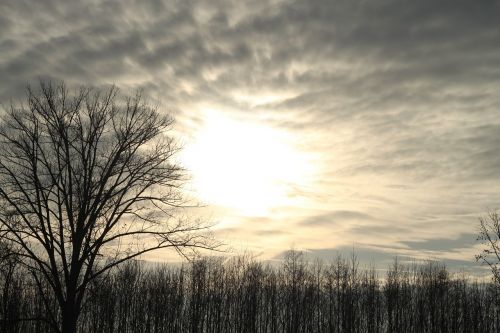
0;81;216;309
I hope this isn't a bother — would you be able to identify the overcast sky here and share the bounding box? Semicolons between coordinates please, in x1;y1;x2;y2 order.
1;0;500;271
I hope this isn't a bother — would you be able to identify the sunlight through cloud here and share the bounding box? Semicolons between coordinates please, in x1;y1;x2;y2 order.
182;109;312;217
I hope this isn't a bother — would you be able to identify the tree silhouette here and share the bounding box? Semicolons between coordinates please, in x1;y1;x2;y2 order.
476;211;500;284
0;81;217;332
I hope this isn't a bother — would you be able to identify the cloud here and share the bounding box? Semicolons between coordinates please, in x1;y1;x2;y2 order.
274;244;487;275
402;233;478;252
300;210;376;227
1;0;499;267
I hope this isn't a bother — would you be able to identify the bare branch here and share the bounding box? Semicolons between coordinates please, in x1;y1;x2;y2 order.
0;80;219;332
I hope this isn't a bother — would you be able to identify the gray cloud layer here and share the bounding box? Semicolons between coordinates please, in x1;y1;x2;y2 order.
1;0;499;265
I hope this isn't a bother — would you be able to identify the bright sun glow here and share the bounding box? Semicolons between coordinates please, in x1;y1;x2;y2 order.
182;109;311;216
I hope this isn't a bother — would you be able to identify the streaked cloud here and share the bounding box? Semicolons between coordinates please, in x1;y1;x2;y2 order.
1;0;499;268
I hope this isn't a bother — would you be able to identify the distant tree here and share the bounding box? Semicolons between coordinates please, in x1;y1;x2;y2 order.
0;81;217;333
476;211;500;284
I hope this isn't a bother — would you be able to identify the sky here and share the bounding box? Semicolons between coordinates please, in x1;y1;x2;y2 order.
1;0;500;272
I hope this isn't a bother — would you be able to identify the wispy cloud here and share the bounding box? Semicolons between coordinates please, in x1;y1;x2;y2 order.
1;0;499;266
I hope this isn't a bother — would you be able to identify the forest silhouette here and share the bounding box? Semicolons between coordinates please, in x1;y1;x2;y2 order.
1;251;499;332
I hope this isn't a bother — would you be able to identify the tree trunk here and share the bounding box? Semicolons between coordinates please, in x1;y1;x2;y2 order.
61;301;79;333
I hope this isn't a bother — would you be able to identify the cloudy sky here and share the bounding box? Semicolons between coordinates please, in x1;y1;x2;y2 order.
1;0;500;271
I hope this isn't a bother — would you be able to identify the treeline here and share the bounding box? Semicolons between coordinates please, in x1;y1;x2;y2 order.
1;251;499;333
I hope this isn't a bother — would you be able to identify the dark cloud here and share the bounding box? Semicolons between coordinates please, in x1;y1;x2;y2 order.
275;245;487;275
402;233;478;252
253;229;290;237
300;210;375;227
349;224;410;236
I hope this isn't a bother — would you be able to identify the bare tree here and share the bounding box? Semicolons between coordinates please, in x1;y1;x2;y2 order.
476;211;500;284
0;81;217;332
